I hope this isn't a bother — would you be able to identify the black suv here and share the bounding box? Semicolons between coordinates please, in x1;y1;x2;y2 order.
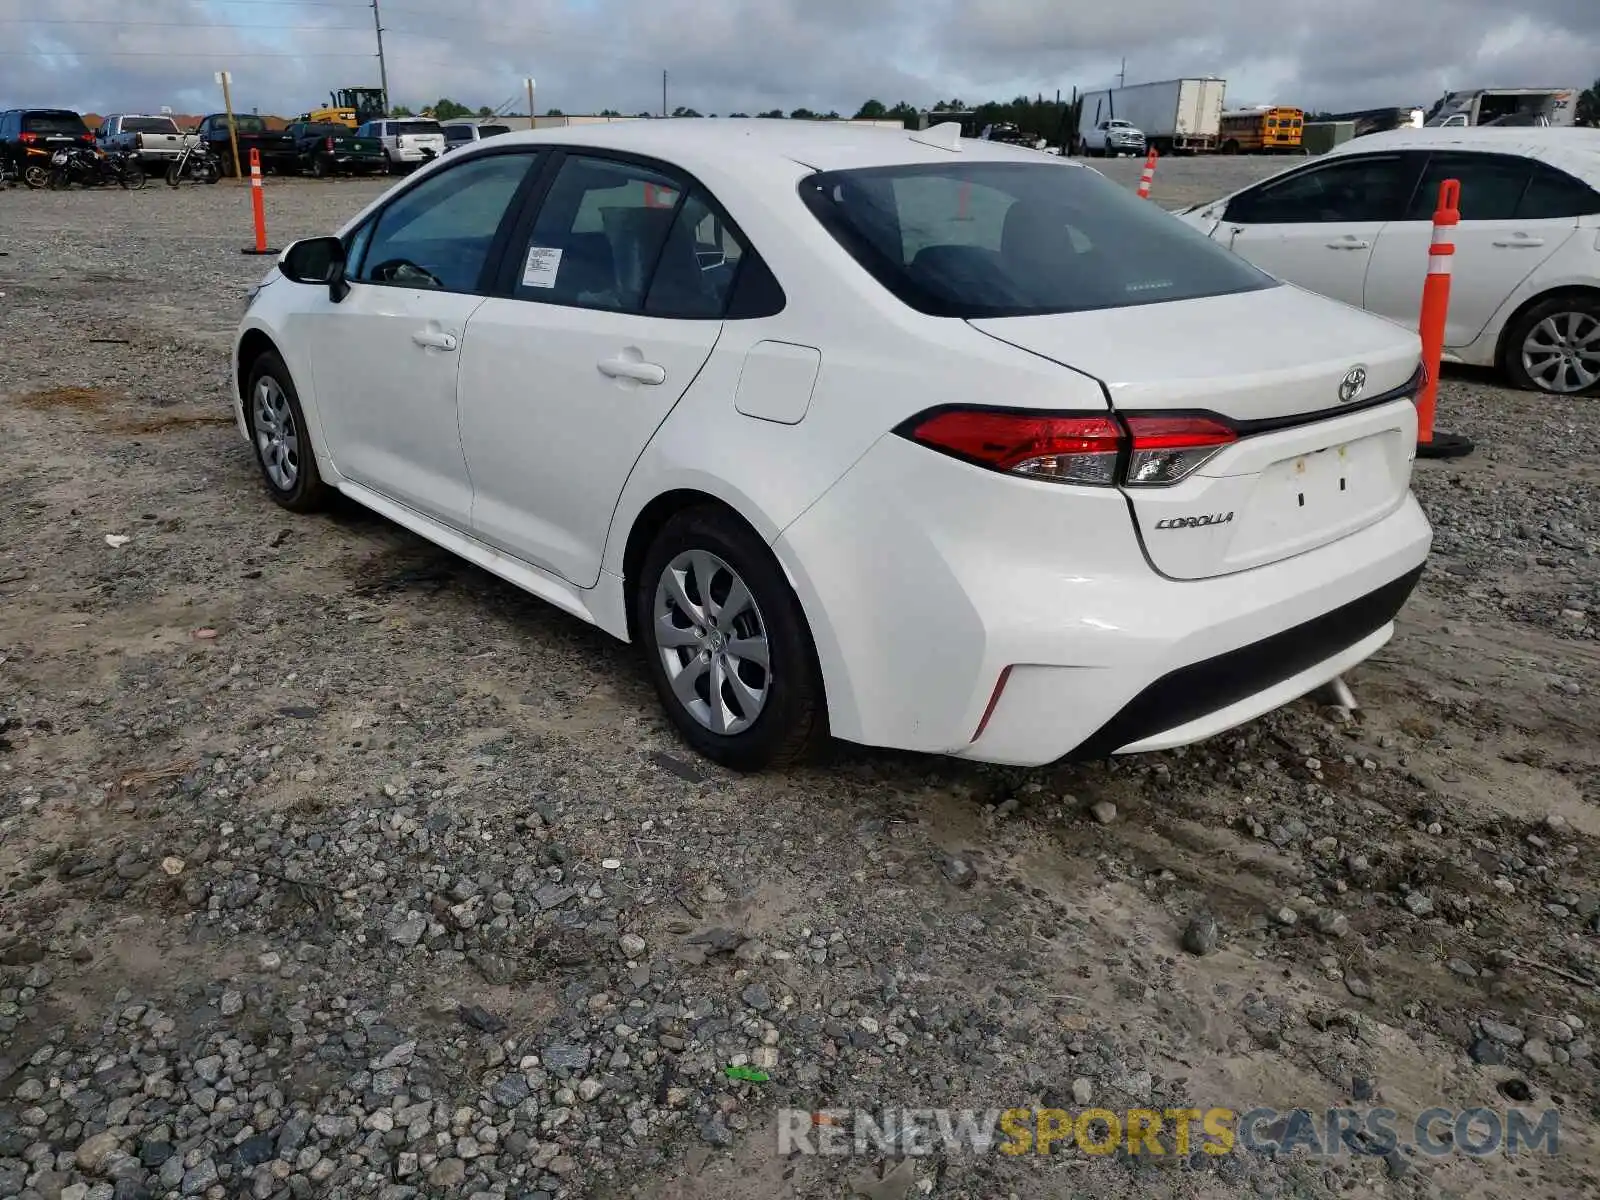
0;108;95;185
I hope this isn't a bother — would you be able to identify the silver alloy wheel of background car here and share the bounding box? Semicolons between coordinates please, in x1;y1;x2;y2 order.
252;375;300;491
1521;310;1600;394
653;550;770;736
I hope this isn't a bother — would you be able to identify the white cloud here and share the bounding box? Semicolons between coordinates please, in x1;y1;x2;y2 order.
0;0;1593;119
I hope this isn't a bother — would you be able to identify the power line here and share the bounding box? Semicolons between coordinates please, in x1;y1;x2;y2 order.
0;49;386;59
1;18;376;31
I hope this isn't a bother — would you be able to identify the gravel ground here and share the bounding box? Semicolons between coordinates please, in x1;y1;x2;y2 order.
1;158;1598;1200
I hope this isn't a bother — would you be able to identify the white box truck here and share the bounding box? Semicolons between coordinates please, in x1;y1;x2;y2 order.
1077;78;1227;154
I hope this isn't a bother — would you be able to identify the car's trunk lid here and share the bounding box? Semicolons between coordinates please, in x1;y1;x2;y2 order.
969;284;1423;580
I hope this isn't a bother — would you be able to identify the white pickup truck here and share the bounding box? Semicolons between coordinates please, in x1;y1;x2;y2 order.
95;115;197;168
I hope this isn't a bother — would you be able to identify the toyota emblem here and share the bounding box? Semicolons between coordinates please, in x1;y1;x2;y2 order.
1338;365;1367;404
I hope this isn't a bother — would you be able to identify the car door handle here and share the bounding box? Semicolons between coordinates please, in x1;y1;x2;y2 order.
411;330;458;351
1325;238;1371;250
598;358;666;385
1492;235;1544;248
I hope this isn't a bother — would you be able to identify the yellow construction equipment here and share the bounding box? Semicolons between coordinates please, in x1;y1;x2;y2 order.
305;88;386;129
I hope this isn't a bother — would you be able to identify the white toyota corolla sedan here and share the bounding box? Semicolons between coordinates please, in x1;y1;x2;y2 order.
233;119;1432;771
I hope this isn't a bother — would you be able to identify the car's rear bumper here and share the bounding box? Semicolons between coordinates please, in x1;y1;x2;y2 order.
775;433;1432;767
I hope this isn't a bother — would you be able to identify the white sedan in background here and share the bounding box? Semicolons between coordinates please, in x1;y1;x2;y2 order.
233;120;1431;771
1177;127;1600;396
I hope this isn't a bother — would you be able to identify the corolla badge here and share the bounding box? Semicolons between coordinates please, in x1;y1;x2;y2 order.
1339;365;1368;404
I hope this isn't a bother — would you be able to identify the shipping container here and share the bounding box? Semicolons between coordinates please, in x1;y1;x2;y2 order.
1076;78;1227;153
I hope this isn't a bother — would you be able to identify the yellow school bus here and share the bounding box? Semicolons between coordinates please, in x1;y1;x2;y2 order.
1218;107;1305;153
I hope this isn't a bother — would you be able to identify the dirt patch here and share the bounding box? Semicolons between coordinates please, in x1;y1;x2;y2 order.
10;385;114;411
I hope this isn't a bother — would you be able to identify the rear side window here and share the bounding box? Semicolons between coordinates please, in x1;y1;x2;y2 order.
1517;161;1600;218
121;117;177;134
353;152;537;293
644;190;747;318
1407;152;1529;220
513;154;685;311
23;111;87;135
445;126;473;143
802;160;1273;318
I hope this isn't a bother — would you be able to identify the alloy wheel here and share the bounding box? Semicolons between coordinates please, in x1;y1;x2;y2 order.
252;375;300;490
652;550;770;735
1521;310;1600;394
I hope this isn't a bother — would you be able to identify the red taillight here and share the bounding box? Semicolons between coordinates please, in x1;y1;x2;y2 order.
18;132;36;144
1122;415;1237;486
902;409;1122;486
900;408;1238;488
80;132;95;144
326;137;335;151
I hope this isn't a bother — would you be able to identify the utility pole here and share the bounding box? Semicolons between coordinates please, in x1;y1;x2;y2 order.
372;0;390;115
662;70;667;118
526;77;535;124
1117;57;1126;88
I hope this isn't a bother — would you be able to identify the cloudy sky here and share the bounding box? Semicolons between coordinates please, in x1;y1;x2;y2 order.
2;0;1596;120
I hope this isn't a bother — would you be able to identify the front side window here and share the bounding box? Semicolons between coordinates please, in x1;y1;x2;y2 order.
512;154;685;311
1227;154;1415;224
801;160;1273;318
1406;152;1529;221
353;152;537;293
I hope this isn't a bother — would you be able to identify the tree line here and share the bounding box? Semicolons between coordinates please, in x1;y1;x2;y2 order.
393;79;1600;133
383;94;1083;141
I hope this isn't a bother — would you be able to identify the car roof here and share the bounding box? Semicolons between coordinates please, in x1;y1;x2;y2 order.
476;117;1073;173
1326;125;1600;181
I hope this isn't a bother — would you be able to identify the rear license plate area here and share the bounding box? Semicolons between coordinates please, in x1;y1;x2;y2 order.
1257;432;1391;532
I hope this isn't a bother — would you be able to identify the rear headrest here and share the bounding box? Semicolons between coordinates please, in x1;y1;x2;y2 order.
600;206;680;306
1001;200;1077;260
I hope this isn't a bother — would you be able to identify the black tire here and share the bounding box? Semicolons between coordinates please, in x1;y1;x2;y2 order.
23;164;48;189
119;162;146;189
201;164;220;185
311;155;329;179
165;162;182;187
1499;293;1600;397
243;350;331;513
635;507;827;772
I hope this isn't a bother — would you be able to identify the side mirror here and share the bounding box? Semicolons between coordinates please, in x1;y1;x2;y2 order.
279;236;350;302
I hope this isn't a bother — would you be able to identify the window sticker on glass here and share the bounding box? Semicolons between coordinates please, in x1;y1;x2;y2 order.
521;246;563;289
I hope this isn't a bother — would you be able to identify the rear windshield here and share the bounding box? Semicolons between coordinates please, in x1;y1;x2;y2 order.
23;112;87;134
479;125;510;137
120;117;178;134
444;126;474;141
224;115;267;133
800;161;1274;318
396;120;442;134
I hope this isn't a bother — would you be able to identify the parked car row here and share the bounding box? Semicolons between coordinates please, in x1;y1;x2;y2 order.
6;105;511;184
